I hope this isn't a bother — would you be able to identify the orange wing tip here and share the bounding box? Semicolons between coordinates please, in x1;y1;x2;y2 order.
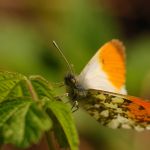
127;96;150;112
99;39;126;90
126;96;150;122
111;39;124;47
110;39;126;60
111;39;126;55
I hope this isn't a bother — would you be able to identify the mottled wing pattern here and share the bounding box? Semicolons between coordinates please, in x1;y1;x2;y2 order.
80;89;150;131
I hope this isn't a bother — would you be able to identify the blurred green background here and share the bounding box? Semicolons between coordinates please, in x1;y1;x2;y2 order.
0;0;150;150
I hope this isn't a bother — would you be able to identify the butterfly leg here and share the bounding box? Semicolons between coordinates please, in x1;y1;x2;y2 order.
71;101;79;113
54;93;69;101
51;82;65;88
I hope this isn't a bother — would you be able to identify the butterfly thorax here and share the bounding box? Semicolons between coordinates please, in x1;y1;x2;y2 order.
64;73;87;100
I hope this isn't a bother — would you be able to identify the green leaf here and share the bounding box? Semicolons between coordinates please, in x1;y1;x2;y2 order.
0;71;54;148
48;101;79;150
0;71;54;103
0;71;79;149
29;75;54;100
0;97;52;148
0;71;30;102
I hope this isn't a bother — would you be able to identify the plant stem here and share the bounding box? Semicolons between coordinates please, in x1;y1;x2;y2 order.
45;131;56;150
25;77;39;102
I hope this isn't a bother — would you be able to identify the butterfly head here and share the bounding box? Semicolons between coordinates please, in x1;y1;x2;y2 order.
64;73;77;88
64;73;77;100
64;73;87;100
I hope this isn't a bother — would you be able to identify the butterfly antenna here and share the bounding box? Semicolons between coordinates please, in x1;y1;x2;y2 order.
53;41;73;73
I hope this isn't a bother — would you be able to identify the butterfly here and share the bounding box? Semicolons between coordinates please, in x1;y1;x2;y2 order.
54;40;150;131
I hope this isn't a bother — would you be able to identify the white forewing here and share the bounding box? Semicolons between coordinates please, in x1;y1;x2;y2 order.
77;50;127;94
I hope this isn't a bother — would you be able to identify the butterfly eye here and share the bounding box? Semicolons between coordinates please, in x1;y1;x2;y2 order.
71;78;76;84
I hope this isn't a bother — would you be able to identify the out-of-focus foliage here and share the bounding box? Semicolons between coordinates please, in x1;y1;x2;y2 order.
127;36;150;96
0;0;121;79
